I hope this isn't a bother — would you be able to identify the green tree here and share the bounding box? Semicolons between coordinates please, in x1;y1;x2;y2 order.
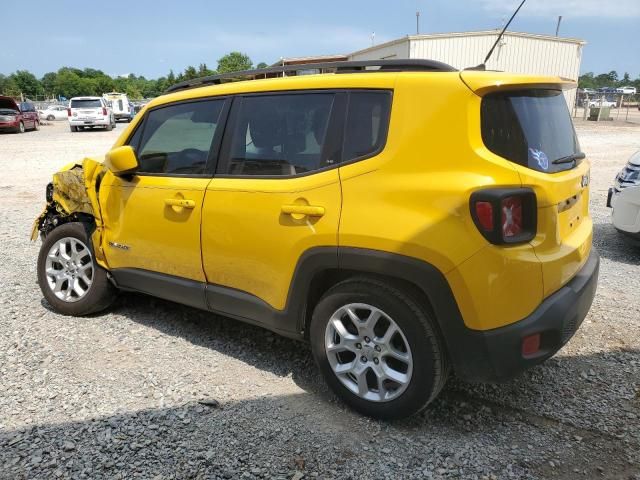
183;65;198;80
0;74;19;96
10;70;41;98
256;62;268;69
217;52;252;74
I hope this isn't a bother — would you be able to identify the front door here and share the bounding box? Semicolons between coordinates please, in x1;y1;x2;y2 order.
202;92;344;312
100;98;228;285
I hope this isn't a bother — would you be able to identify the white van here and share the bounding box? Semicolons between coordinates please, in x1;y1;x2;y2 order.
616;86;637;95
103;92;133;122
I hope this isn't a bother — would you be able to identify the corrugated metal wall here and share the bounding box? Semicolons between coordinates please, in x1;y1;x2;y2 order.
348;39;409;61
350;32;583;108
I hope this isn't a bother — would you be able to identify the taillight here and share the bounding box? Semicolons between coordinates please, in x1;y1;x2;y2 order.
102;107;107;116
470;188;536;244
67;108;71;116
501;196;523;238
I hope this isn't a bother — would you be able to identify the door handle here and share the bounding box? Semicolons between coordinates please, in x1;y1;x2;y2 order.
281;204;325;217
165;198;196;209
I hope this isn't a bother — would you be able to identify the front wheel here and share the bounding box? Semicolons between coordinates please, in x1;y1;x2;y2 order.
37;222;116;316
310;278;449;419
15;122;25;133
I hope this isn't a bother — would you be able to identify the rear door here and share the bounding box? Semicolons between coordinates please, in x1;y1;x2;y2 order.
201;91;344;312
71;98;102;121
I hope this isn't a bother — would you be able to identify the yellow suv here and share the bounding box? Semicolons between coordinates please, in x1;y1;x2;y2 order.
33;60;599;419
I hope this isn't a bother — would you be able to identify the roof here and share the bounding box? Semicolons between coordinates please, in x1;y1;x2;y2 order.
349;30;586;58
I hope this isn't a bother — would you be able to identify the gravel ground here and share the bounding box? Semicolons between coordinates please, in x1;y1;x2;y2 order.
0;120;639;479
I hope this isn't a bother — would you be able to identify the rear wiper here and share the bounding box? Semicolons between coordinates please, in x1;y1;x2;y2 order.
552;152;586;165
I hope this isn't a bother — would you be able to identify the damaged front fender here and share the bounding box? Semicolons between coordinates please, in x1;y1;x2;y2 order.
32;157;108;266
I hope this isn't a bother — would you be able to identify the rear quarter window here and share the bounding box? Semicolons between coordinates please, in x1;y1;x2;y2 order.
481;89;581;173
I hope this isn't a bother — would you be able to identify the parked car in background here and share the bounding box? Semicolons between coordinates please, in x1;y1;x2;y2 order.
103;92;134;122
588;98;617;108
68;97;115;132
0;96;39;133
39;105;68;121
616;86;637;95
582;88;597;95
607;150;640;244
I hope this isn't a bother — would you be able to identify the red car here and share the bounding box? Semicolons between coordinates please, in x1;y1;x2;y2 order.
0;96;39;133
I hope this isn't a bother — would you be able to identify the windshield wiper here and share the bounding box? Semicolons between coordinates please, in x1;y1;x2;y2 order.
552;152;586;165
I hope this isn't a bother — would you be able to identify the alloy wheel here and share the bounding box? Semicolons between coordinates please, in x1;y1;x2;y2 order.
44;237;94;303
324;303;413;402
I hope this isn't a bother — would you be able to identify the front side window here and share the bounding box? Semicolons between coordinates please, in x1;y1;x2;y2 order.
135;100;224;175
225;93;335;176
481;89;581;173
342;91;392;162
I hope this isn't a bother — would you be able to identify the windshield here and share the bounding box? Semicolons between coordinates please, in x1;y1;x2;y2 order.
481;89;581;173
71;99;102;108
0;108;17;115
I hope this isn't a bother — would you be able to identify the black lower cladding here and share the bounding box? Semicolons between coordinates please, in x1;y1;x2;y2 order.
454;250;599;382
111;247;599;383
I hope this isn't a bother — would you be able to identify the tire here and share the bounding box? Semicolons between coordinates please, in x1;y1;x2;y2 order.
33;120;39;131
37;222;117;316
47;115;55;121
15;122;25;134
70;126;78;132
310;277;449;420
105;123;113;131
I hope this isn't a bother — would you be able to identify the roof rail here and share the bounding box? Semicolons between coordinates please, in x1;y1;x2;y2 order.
165;59;457;93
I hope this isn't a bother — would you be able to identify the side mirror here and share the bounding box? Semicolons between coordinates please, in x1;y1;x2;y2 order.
105;146;138;176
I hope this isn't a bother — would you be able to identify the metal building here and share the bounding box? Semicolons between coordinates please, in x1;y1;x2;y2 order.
349;30;586;107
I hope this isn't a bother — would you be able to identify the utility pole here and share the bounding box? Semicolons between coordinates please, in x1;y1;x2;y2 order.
416;10;420;35
555;15;562;36
371;32;376;46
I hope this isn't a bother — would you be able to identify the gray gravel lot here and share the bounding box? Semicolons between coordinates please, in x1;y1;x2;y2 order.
0;120;639;479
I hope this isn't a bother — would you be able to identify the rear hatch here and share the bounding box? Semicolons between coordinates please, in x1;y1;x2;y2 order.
462;71;592;298
70;98;104;120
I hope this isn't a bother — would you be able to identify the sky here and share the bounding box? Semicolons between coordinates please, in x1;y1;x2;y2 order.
2;0;638;79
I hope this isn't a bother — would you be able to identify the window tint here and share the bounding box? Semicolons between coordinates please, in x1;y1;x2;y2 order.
136;100;224;175
225;93;334;176
71;99;102;108
343;91;391;162
481;89;581;173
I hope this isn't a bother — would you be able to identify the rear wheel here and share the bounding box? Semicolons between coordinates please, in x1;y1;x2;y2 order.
33;120;39;131
310;278;449;419
37;222;116;316
70;126;78;132
105;123;113;131
47;115;55;121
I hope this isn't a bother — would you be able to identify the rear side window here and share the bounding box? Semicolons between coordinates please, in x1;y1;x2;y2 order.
481;90;580;173
343;91;392;162
71;99;102;108
224;93;335;176
136;100;224;175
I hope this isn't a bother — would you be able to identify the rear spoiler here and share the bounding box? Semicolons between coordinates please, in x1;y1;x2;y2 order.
459;71;577;96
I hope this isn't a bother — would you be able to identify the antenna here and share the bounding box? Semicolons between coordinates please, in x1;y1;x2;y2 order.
416;10;420;34
555;15;563;36
371;32;376;46
472;0;526;70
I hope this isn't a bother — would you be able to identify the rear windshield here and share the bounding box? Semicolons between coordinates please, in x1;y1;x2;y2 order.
71;99;102;108
481;89;580;173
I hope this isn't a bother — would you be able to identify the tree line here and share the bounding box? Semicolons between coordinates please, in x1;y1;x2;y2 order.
578;71;640;91
2;53;638;101
0;52;268;101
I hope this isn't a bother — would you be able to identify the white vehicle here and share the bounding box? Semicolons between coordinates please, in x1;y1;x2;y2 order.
616;86;637;95
39;105;68;121
588;98;617;108
68;97;115;132
103;92;133;122
607;150;640;243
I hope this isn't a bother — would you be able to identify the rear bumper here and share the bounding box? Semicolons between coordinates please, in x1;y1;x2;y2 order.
450;250;599;382
69;118;110;126
114;113;131;120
